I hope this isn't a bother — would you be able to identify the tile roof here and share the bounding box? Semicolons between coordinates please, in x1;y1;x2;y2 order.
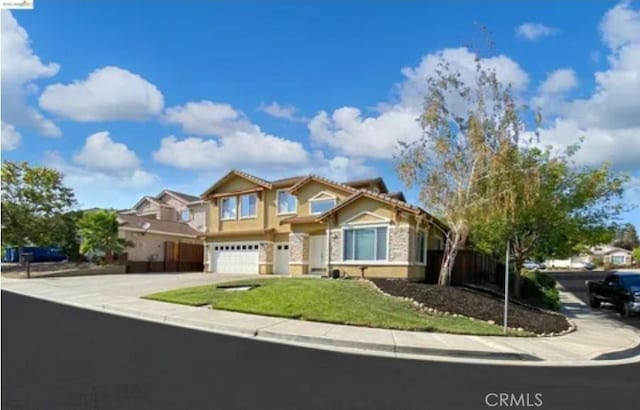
270;176;306;187
163;190;201;203
343;177;389;193
201;170;272;197
387;191;406;201
117;213;200;237
289;174;359;194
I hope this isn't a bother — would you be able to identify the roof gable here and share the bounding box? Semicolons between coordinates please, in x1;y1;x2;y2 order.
289;175;357;195
201;170;272;197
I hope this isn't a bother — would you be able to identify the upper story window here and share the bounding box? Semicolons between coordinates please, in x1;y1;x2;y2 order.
343;226;388;261
310;198;336;214
277;190;297;215
220;197;237;220
416;230;426;263
239;194;257;219
180;209;190;222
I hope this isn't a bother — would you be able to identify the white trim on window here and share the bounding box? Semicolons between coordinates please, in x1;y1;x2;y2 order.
220;196;237;221
276;189;298;216
310;191;338;215
239;193;258;219
341;223;390;262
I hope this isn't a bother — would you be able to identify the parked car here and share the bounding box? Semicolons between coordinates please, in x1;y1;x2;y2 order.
523;261;540;270
570;261;595;271
587;272;640;317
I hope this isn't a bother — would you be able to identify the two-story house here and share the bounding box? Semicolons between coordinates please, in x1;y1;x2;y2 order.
200;170;445;281
117;190;208;262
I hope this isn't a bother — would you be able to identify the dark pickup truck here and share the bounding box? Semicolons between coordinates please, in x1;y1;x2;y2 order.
587;272;640;317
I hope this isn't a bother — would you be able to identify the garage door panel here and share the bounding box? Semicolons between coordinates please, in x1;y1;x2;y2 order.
212;242;259;274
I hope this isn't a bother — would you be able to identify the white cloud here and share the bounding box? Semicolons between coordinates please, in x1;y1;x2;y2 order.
309;106;422;159
1;122;21;151
43;151;158;209
600;1;640;49
153;132;309;170
1;10;61;137
535;2;640;173
309;47;529;159
537;119;640;170
39;66;164;121
258;102;307;122
73;131;141;173
539;68;579;94
516;23;560;41
163;100;254;135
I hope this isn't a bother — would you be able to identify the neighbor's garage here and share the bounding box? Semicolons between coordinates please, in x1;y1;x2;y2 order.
211;242;259;274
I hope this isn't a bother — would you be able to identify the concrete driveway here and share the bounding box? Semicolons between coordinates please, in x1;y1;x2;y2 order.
550;271;640;330
1;272;256;300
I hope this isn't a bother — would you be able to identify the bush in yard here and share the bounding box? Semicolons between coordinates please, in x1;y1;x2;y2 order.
591;255;604;267
520;270;560;311
632;247;640;265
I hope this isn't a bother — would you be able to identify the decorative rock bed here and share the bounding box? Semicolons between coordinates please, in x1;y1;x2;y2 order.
368;278;575;336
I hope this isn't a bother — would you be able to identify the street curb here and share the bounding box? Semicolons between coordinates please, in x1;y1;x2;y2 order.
594;342;640;361
257;329;542;361
3;288;640;367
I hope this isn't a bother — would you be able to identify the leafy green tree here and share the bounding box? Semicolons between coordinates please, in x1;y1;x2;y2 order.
470;145;626;296
612;223;640;251
1;161;76;257
632;247;640;265
77;210;132;264
49;210;84;261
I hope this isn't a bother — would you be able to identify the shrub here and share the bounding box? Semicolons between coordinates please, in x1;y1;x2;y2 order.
591;255;604;267
520;270;560;311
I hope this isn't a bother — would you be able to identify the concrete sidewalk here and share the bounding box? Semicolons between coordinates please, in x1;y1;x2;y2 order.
2;273;639;366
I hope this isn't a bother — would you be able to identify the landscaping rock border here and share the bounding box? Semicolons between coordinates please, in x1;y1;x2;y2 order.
367;279;575;336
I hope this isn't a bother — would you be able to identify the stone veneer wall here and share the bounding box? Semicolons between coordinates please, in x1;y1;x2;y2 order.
329;229;342;262
288;233;309;262
389;224;411;263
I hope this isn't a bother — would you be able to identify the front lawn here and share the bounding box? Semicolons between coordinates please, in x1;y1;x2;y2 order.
145;278;528;336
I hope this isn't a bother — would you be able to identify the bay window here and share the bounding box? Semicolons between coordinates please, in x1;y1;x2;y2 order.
343;226;388;261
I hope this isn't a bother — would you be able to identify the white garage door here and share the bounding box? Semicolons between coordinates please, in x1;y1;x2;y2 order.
212;243;259;274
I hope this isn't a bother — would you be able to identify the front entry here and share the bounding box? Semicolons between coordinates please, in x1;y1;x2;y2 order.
309;235;326;273
274;243;289;274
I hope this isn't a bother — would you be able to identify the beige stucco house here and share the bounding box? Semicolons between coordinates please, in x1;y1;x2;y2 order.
117;190;207;262
200;170;445;281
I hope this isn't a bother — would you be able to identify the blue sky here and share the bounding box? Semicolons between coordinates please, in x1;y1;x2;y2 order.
2;1;639;229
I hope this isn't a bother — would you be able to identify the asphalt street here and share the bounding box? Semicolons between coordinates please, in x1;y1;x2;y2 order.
550;270;640;330
2;291;639;410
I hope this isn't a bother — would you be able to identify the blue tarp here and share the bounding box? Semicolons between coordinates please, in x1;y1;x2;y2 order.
2;246;66;263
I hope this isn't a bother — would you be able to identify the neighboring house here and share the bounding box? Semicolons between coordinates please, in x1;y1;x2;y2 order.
117;190;208;262
546;245;633;268
591;245;633;266
200;170;445;281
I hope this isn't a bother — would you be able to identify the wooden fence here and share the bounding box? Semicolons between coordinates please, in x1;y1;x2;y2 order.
125;241;204;273
425;250;503;285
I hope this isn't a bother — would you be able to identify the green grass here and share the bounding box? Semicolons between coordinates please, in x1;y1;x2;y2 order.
145;278;529;336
